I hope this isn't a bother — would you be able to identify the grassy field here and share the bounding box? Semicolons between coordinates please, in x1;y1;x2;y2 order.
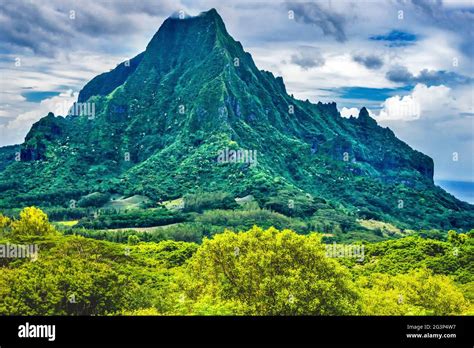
102;195;151;211
98;222;182;233
54;220;79;227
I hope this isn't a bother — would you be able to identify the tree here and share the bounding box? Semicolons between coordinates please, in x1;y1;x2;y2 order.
447;230;467;245
178;226;360;315
0;252;144;315
0;234;158;315
10;207;57;237
357;269;469;315
128;235;140;245
77;192;111;208
0;214;11;231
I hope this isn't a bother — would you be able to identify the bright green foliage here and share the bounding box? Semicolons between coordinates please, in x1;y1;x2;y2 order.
448;230;468;245
0;234;149;315
0;214;11;229
0;252;140;315
130;240;198;268
0;207;193;315
178;226;360;315
0;207;472;316
128;234;140;245
357;269;469;315
65;207;310;244
9;207;57;237
344;235;474;283
0;10;472;233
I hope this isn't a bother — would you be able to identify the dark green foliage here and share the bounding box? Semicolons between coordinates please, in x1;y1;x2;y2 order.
78;192;111;208
263;189;319;217
76;208;186;229
64;225;205;244
0;8;472;234
0;145;20;172
77;53;144;103
45;207;90;221
64;207;309;244
183;191;237;212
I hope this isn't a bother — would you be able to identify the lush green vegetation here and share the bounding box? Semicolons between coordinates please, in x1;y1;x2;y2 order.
0;9;472;317
0;10;473;234
75;208;186;229
183;191;237;212
0;207;471;315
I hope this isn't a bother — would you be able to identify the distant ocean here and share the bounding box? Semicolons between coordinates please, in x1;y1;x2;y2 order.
436;180;474;204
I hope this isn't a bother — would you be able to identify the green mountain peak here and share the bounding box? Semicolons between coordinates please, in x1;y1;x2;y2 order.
0;9;472;232
356;107;377;126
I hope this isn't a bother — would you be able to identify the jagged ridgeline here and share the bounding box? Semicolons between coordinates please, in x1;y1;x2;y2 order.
0;9;472;230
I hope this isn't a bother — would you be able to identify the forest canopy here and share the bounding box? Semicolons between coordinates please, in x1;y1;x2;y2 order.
0;207;471;316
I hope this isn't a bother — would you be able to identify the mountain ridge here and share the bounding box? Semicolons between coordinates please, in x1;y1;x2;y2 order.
0;8;472;231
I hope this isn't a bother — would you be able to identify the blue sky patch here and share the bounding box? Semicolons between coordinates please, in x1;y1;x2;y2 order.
22;91;60;103
332;86;413;101
370;30;417;42
370;30;417;46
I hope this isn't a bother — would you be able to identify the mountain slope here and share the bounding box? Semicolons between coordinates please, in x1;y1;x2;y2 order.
0;9;472;230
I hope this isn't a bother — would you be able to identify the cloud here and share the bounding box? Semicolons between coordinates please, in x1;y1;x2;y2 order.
352;54;383;70
0;0;183;57
416;69;473;86
376;94;421;121
374;84;457;121
372;83;473;181
0;1;72;57
400;0;474;56
410;0;441;16
286;2;347;42
0;90;78;146
386;65;472;86
340;107;360;118
338;84;473;182
290;46;325;69
0;51;127;142
385;66;414;83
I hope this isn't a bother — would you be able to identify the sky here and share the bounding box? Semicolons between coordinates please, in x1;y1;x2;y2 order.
0;0;473;182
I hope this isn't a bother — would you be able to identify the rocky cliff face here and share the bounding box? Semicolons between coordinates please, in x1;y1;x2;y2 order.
0;9;471;229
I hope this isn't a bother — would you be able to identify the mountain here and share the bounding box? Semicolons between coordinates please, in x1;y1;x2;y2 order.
0;9;472;231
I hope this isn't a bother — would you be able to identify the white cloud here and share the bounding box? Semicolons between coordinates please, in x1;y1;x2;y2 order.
340;107;359;118
377;93;421;121
372;84;473;181
0;90;77;146
0;51;131;145
375;84;460;121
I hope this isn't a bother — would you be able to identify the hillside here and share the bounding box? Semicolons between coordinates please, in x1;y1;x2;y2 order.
0;8;472;232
